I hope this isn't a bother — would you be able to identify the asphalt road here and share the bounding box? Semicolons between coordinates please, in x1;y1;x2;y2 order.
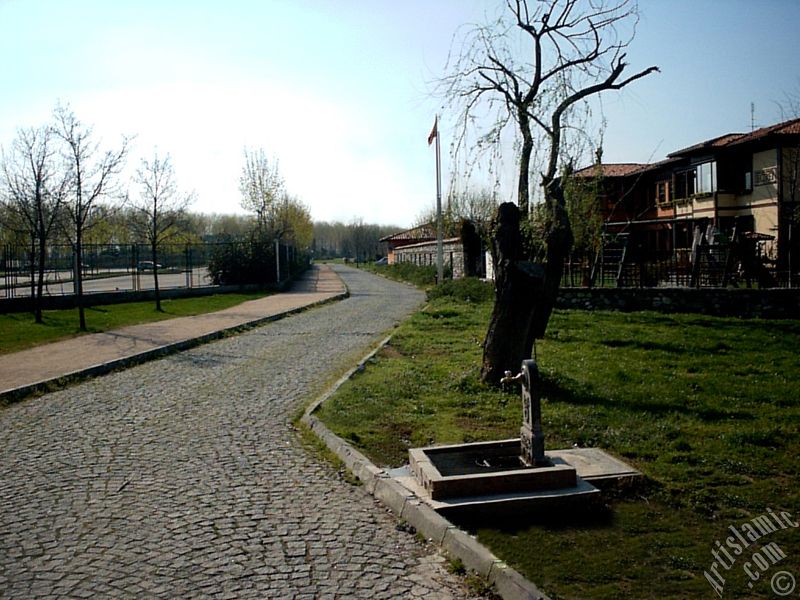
1;268;212;298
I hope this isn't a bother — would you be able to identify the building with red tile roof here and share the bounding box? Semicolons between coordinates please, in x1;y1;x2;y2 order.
379;223;437;264
569;117;800;284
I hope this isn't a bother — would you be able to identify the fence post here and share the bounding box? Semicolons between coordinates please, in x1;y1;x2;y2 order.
274;239;280;284
185;244;192;288
2;244;7;299
2;244;9;299
132;244;139;292
29;246;36;299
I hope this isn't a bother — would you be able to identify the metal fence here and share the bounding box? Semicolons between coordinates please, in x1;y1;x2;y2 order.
562;247;798;289
1;241;301;300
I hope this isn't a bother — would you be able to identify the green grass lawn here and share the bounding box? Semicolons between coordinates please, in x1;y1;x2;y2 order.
315;280;800;599
0;292;271;355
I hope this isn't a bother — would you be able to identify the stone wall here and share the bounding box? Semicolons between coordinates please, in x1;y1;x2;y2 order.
393;239;466;279
556;287;800;319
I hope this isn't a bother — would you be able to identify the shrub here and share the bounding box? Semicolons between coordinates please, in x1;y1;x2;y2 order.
381;262;461;287
208;234;277;286
426;277;494;303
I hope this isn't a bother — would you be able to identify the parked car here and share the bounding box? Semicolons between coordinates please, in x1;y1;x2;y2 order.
136;261;162;271
374;257;388;265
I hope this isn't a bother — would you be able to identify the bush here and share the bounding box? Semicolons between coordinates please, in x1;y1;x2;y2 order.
426;277;494;303
208;234;277;286
375;263;438;287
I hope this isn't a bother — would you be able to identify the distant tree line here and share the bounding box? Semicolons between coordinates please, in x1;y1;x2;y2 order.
312;219;399;263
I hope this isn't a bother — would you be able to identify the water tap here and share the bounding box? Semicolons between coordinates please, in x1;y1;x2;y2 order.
500;370;523;386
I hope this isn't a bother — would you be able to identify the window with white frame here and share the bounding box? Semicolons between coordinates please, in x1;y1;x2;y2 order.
696;161;716;194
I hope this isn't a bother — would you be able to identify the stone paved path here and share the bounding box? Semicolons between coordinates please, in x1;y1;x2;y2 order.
0;266;485;599
0;264;345;398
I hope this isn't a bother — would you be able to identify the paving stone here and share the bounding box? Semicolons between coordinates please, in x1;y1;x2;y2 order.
0;267;489;599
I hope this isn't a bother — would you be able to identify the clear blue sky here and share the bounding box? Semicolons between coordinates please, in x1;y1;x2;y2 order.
1;0;799;227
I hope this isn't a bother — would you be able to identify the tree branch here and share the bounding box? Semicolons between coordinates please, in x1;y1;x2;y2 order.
544;57;659;183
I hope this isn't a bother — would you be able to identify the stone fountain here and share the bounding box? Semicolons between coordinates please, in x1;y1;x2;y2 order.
394;359;641;519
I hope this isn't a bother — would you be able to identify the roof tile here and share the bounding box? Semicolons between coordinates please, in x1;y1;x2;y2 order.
573;163;648;178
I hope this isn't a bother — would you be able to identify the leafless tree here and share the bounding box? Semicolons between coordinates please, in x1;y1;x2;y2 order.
0;125;71;322
54;104;130;331
131;151;194;311
239;148;284;236
439;0;658;383
415;187;499;236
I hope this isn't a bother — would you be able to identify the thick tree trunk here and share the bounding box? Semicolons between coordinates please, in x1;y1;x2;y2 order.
481;183;573;386
529;178;572;341
481;203;543;384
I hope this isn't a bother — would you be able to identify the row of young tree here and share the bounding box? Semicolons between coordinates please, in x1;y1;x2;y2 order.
0;105;315;326
1;104;141;327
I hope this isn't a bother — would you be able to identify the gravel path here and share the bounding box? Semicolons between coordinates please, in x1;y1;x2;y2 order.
0;266;483;599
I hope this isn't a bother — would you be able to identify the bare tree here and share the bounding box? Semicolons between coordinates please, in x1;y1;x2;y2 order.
54;105;130;330
0;125;71;322
131;151;194;311
439;0;658;384
415;187;499;236
239;148;284;236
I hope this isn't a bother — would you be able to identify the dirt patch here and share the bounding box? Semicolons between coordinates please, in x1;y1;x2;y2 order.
379;344;403;359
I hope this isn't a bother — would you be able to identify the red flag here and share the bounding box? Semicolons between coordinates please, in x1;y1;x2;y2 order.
427;117;438;145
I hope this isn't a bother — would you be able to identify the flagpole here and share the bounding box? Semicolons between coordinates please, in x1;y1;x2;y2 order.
435;115;444;284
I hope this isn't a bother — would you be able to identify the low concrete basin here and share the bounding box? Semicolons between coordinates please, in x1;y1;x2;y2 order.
410;439;577;500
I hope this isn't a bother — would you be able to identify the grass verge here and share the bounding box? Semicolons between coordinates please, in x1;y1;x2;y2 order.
0;292;271;355
314;278;800;599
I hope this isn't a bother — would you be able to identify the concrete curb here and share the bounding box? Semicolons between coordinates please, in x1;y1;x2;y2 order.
301;337;550;600
1;289;349;404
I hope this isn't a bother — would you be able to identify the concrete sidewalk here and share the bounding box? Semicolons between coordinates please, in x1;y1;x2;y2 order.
0;264;347;402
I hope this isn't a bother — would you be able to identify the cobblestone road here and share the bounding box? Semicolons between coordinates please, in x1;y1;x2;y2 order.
0;266;485;599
